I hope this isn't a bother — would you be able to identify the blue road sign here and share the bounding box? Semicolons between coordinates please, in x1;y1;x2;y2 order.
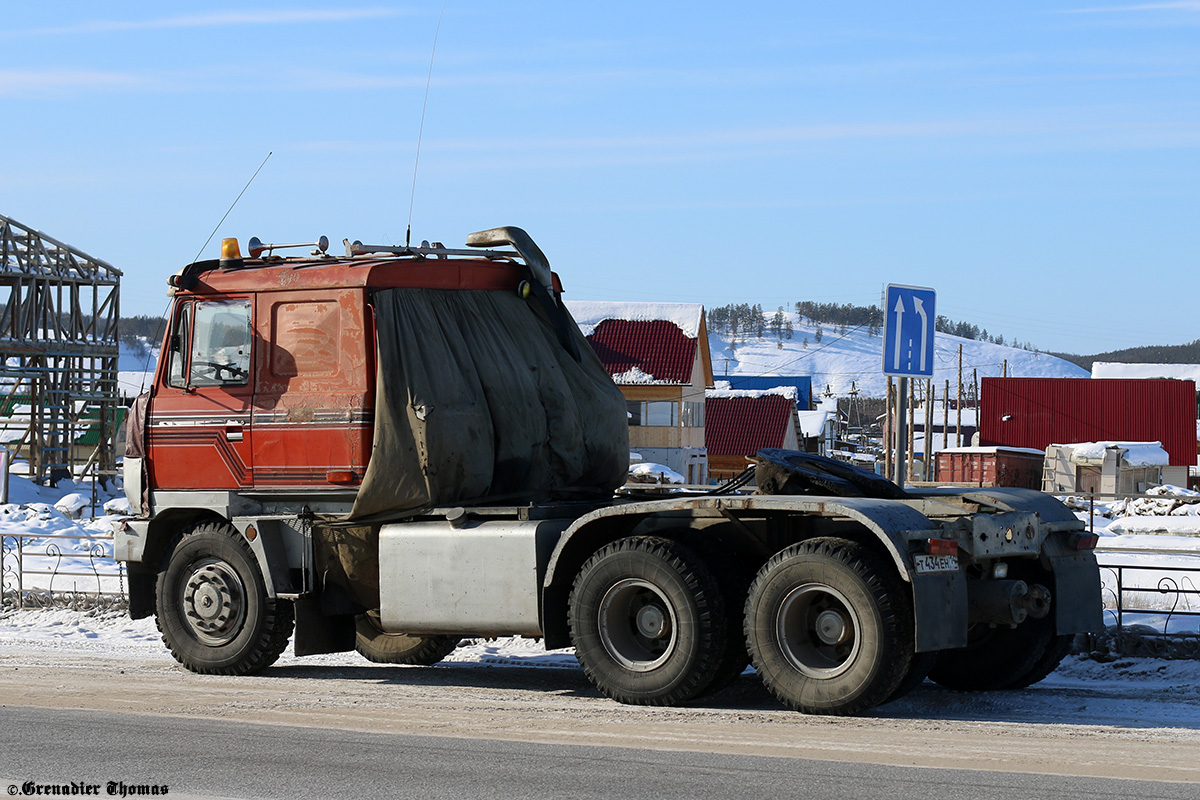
882;284;936;378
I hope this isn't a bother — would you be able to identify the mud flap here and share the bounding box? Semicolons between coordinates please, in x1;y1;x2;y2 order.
1049;552;1105;634
912;570;968;652
292;595;355;657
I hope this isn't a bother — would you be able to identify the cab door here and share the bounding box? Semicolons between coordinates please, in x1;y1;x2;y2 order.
145;297;255;490
251;289;372;488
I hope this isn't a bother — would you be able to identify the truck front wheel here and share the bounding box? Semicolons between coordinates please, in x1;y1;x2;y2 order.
568;536;727;706
354;612;461;665
155;522;294;675
744;537;912;715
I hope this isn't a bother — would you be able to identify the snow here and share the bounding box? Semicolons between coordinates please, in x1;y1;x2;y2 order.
708;310;1086;398
627;462;686;484
707;380;797;401
1092;362;1200;381
797;410;835;438
937;445;1045;455
117;338;158;400
1059;441;1171;467
611;366;671;385
0;472;127;599
565;300;704;339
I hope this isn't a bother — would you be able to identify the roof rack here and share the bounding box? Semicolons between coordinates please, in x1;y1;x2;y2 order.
348;226;554;295
344;239;519;262
170;226;555;297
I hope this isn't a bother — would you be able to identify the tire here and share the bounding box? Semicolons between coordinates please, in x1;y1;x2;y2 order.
885;649;938;704
568;536;727;706
354;612;461;665
744;537;913;715
155;522;294;675
689;541;754;697
1006;633;1073;690
927;618;1055;691
928;567;1061;692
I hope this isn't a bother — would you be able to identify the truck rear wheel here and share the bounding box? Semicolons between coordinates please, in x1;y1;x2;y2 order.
354;612;461;665
929;563;1063;692
1006;633;1073;689
744;537;912;715
568;536;727;706
927;615;1057;691
155;522;294;675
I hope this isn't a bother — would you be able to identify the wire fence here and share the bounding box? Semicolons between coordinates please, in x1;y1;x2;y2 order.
0;528;126;611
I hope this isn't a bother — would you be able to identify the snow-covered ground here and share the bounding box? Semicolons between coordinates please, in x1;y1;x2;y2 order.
118;337;158;400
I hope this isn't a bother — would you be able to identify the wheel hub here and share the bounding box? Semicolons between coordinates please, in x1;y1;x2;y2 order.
182;559;247;646
636;604;668;639
776;583;862;679
814;609;848;645
598;578;678;672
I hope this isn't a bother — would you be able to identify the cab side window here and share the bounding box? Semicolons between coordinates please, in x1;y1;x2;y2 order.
167;299;253;388
166;304;192;389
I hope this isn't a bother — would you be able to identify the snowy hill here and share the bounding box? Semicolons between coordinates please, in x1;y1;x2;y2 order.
710;314;1087;398
117;338;158;399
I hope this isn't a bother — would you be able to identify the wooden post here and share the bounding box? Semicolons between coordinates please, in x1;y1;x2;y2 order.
925;380;935;480
885;376;893;480
972;369;979;445
956;344;963;448
943;378;950;451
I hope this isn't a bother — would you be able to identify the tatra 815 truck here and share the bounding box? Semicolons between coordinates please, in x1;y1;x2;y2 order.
116;226;1102;715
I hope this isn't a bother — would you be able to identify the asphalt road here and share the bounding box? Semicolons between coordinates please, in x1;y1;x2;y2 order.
1;705;1195;800
2;631;1199;797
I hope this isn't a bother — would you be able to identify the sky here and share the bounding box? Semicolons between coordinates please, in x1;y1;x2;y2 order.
2;1;1198;356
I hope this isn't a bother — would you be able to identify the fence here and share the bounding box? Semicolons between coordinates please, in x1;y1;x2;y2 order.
1095;559;1200;658
0;528;126;610
1070;490;1200;659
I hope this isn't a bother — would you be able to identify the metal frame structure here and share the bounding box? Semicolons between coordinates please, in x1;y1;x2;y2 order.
0;213;121;485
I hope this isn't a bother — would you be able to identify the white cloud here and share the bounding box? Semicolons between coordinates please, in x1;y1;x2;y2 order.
6;8;412;37
1065;1;1200;13
0;69;147;95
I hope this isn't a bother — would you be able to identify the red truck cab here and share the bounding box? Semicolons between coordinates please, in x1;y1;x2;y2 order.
144;234;556;494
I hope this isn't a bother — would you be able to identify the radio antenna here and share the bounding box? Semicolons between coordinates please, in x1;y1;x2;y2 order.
406;3;446;249
191;150;273;264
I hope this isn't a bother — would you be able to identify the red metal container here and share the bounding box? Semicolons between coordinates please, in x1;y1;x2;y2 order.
934;447;1045;489
979;378;1196;466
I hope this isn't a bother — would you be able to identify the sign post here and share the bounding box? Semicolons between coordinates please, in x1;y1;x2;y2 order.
882;284;937;487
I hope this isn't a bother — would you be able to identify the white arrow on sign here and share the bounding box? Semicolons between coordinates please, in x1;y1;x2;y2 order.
914;296;928;371
892;295;905;371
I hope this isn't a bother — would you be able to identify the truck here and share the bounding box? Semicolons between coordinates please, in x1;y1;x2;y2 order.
116;226;1102;715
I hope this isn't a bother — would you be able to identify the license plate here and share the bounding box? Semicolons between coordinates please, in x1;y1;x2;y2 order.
913;554;959;574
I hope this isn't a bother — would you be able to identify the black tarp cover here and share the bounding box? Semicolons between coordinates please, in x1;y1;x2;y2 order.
348;288;629;520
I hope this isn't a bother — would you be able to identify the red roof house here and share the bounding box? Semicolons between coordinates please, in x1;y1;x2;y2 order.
705;393;799;480
566;302;713;484
586;319;700;384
